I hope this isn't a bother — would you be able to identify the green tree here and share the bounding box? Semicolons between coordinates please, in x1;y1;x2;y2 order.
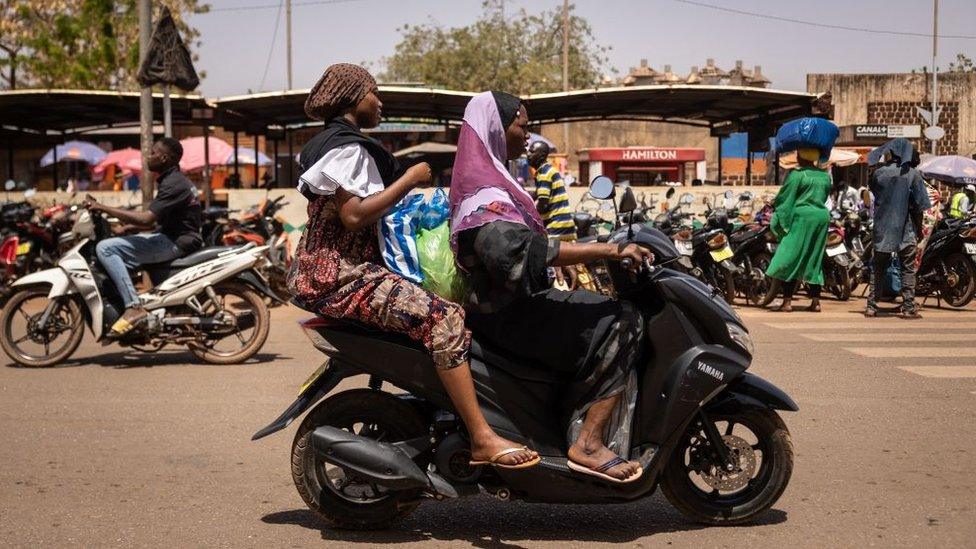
378;1;612;94
0;0;208;90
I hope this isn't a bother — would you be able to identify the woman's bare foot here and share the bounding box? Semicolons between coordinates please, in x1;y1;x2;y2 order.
470;432;538;466
567;439;640;480
775;299;793;312
805;300;821;312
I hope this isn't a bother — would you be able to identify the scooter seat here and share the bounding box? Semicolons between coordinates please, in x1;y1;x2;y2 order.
470;338;563;384
167;246;238;268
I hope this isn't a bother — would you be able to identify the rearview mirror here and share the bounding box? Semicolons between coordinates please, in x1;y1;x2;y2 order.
680;192;694;205
589;175;615;200
739;191;753;201
4;180;14;191
666;188;675;199
23;188;36;198
619;187;638;213
724;190;734;200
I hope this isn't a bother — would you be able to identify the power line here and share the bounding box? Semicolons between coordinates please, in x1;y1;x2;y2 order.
671;0;976;40
207;0;363;14
259;0;284;91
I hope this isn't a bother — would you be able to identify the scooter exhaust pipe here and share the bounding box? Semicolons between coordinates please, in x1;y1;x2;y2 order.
310;426;434;492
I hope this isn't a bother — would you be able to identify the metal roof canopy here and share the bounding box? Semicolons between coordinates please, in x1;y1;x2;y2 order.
214;87;477;132
0;89;209;135
213;84;828;136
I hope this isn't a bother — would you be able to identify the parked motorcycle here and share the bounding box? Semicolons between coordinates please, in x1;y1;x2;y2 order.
0;210;280;367
821;210;853;301
253;175;796;528
915;217;976;307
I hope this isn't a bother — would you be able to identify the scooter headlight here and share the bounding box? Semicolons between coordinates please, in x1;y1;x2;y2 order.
726;322;754;356
707;233;728;250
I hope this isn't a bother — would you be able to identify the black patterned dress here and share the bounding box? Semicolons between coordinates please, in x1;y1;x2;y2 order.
287;193;470;369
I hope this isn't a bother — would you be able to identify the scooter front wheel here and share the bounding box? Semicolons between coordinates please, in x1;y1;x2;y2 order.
661;409;794;525
0;288;84;367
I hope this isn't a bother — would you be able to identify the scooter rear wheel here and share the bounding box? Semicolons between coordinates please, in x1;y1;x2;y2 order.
291;389;428;530
661;409;793;525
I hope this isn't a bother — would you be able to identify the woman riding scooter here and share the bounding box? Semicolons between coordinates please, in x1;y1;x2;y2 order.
450;91;651;483
288;65;538;470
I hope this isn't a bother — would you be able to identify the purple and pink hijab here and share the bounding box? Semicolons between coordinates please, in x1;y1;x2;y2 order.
448;91;546;251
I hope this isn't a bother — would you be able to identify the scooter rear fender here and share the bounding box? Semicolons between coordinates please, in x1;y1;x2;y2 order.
251;359;354;440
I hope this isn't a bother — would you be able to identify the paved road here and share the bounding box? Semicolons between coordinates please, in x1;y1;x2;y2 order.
1;296;975;548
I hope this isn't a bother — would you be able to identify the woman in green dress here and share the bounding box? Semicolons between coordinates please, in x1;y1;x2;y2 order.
764;148;832;312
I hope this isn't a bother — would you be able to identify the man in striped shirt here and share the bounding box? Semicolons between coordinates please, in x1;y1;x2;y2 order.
529;141;577;239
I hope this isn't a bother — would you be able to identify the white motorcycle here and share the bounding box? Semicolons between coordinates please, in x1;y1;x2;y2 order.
0;211;280;367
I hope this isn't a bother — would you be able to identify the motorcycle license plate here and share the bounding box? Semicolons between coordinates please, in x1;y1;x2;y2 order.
674;239;694;256
826;243;848;257
709;245;734;262
298;361;330;396
965;243;976;255
15;242;30;256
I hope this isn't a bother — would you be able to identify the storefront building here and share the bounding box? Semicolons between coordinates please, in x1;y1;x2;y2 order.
578;147;707;186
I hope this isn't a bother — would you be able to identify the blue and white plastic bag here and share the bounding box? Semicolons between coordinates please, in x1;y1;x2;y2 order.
378;193;424;283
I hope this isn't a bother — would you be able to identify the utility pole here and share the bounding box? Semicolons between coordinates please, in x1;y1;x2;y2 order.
286;0;293;89
138;0;154;208
561;0;570;165
931;0;939;155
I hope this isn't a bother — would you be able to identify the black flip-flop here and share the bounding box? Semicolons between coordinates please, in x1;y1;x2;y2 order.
567;457;642;484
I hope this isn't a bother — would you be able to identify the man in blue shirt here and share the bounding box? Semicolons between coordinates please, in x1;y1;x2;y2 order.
866;140;931;318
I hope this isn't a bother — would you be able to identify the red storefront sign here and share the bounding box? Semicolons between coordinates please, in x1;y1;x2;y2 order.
579;147;706;163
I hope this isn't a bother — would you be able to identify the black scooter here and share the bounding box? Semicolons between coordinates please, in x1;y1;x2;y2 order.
253;176;797;529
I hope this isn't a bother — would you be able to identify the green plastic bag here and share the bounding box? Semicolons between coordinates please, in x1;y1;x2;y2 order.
417;222;467;302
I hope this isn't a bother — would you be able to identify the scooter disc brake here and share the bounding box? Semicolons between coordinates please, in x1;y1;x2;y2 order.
698;435;756;491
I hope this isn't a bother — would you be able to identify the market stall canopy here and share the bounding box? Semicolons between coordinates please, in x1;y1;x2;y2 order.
40;140;107;167
226;147;272;166
213;87;476;132
919;155;976;186
179;136;234;172
0;89;208;134
393;142;457;158
778;148;860;169
92;147;142;175
213;85;828;135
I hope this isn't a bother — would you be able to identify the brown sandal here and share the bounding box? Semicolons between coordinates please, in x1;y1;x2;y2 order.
469;446;541;469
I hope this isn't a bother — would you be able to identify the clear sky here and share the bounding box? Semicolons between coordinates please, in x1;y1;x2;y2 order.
188;0;976;97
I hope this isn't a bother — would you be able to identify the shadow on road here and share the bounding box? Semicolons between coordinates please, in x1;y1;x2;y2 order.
5;351;288;369
262;498;788;547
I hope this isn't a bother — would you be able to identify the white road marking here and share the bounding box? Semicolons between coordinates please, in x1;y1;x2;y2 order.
898;366;976;378
762;321;976;331
845;347;976;358
737;311;962;320
802;333;975;342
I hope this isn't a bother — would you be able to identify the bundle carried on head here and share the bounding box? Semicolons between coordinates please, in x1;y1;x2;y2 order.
304;63;377;121
774;117;839;163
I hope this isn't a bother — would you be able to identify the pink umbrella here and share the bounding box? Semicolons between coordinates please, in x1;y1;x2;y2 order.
92;148;142;176
179;137;234;172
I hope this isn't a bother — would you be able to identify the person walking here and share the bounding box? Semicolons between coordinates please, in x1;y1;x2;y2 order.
948;184;975;219
864;138;931;319
762;148;832;312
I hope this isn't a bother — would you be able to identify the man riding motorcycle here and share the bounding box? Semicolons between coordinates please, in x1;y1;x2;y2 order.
84;137;203;336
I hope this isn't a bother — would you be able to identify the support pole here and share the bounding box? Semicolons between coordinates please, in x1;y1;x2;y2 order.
931;0;939;155
745;146;752;187
233;131;240;181
52;139;59;190
202;128;212;207
561;0;570;161
273;138;279;186
774;151;781;184
286;129;294;188
717;136;723;185
6;142;13;183
138;0;154;208
163;84;172;138
286;0;293;89
253;134;260;188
